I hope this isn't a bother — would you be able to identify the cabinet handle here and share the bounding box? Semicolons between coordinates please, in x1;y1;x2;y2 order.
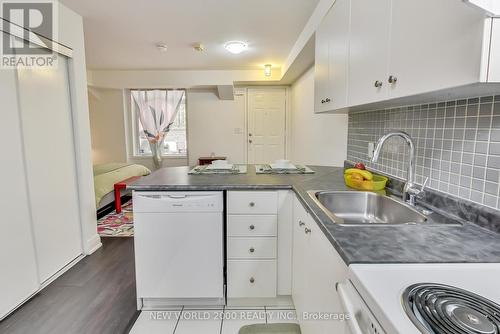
298;220;305;227
249;277;255;284
374;80;383;88
388;75;398;84
249;247;255;253
249;224;255;230
321;99;325;104
249;202;255;207
304;227;312;234
325;98;331;103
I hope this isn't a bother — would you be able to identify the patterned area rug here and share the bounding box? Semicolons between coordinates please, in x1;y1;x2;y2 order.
97;201;134;237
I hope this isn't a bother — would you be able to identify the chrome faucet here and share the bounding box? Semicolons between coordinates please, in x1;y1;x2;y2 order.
371;131;428;206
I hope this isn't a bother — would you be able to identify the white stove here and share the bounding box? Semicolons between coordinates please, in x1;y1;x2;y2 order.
339;263;500;334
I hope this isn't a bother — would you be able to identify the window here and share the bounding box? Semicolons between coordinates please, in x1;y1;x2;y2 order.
130;89;187;156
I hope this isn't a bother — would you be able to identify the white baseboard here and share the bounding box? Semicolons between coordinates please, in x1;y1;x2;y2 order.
84;234;102;255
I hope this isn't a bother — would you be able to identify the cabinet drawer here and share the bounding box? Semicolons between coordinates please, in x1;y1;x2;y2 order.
227;215;277;237
227;191;278;214
227;260;276;298
227;237;276;259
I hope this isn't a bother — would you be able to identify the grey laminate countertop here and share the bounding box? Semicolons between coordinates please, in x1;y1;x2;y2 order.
129;165;500;265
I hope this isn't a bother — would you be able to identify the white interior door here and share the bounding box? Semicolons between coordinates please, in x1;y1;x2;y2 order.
0;66;39;320
247;88;286;164
16;54;82;282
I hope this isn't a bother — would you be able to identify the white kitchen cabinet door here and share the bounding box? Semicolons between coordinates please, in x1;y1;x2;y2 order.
327;0;350;111
292;197;348;334
487;18;500;82
388;0;486;99
0;67;39;320
302;216;348;334
348;0;391;106
314;6;333;113
16;54;82;282
291;197;310;317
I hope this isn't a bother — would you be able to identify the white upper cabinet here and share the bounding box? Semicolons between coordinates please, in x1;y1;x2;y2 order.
388;0;485;99
314;4;334;112
348;0;391;106
315;0;350;112
314;0;495;113
488;18;500;82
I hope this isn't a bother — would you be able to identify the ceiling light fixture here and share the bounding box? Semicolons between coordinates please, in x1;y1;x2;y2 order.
156;43;168;52
193;43;205;52
264;64;272;77
224;41;248;55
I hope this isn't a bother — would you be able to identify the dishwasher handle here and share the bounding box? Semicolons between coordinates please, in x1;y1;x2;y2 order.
337;282;365;334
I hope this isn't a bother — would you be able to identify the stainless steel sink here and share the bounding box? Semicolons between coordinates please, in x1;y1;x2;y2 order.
308;191;428;225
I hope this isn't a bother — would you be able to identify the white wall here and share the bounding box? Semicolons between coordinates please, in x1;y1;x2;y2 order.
289;67;348;166
88;88;127;164
58;3;101;255
187;89;247;164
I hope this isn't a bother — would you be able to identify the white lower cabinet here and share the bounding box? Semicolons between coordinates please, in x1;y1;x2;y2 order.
227;260;277;298
226;190;293;302
292;196;348;334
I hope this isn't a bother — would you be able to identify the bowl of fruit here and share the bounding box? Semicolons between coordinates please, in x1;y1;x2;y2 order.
344;163;388;191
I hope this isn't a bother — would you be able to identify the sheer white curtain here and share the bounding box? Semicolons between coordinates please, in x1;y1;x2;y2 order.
131;89;185;169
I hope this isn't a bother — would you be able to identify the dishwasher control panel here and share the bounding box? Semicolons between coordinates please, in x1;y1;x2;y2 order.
133;191;224;213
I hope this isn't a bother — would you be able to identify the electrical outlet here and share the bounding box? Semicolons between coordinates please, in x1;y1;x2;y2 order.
368;142;375;158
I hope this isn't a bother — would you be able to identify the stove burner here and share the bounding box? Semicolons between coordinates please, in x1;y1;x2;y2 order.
402;283;500;334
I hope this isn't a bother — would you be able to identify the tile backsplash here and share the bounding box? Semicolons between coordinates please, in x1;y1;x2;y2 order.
347;95;500;211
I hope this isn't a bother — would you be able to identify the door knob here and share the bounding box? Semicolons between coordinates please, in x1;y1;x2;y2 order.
388;75;398;84
321;99;325;104
249;224;255;230
374;80;383;88
325;98;331;103
304;227;312;234
299;220;305;227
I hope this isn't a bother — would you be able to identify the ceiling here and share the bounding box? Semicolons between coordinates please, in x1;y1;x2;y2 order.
60;0;320;71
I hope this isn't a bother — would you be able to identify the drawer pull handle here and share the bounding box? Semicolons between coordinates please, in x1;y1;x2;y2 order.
249;202;255;207
249;225;255;230
298;220;305;227
304;227;312;234
249;277;255;284
249;247;255;253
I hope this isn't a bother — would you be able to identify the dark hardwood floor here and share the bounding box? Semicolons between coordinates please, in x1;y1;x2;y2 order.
0;238;139;334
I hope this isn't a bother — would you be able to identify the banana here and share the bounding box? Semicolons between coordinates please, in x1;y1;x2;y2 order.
344;168;373;181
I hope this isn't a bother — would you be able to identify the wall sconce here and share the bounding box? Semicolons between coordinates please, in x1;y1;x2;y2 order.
264;64;272;77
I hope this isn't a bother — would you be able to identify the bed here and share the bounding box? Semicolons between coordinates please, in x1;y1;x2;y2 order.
93;163;151;211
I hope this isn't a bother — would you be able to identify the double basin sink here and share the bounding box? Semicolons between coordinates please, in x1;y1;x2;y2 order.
308;191;432;225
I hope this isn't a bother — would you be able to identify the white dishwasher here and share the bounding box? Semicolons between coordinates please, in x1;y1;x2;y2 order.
133;191;224;309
